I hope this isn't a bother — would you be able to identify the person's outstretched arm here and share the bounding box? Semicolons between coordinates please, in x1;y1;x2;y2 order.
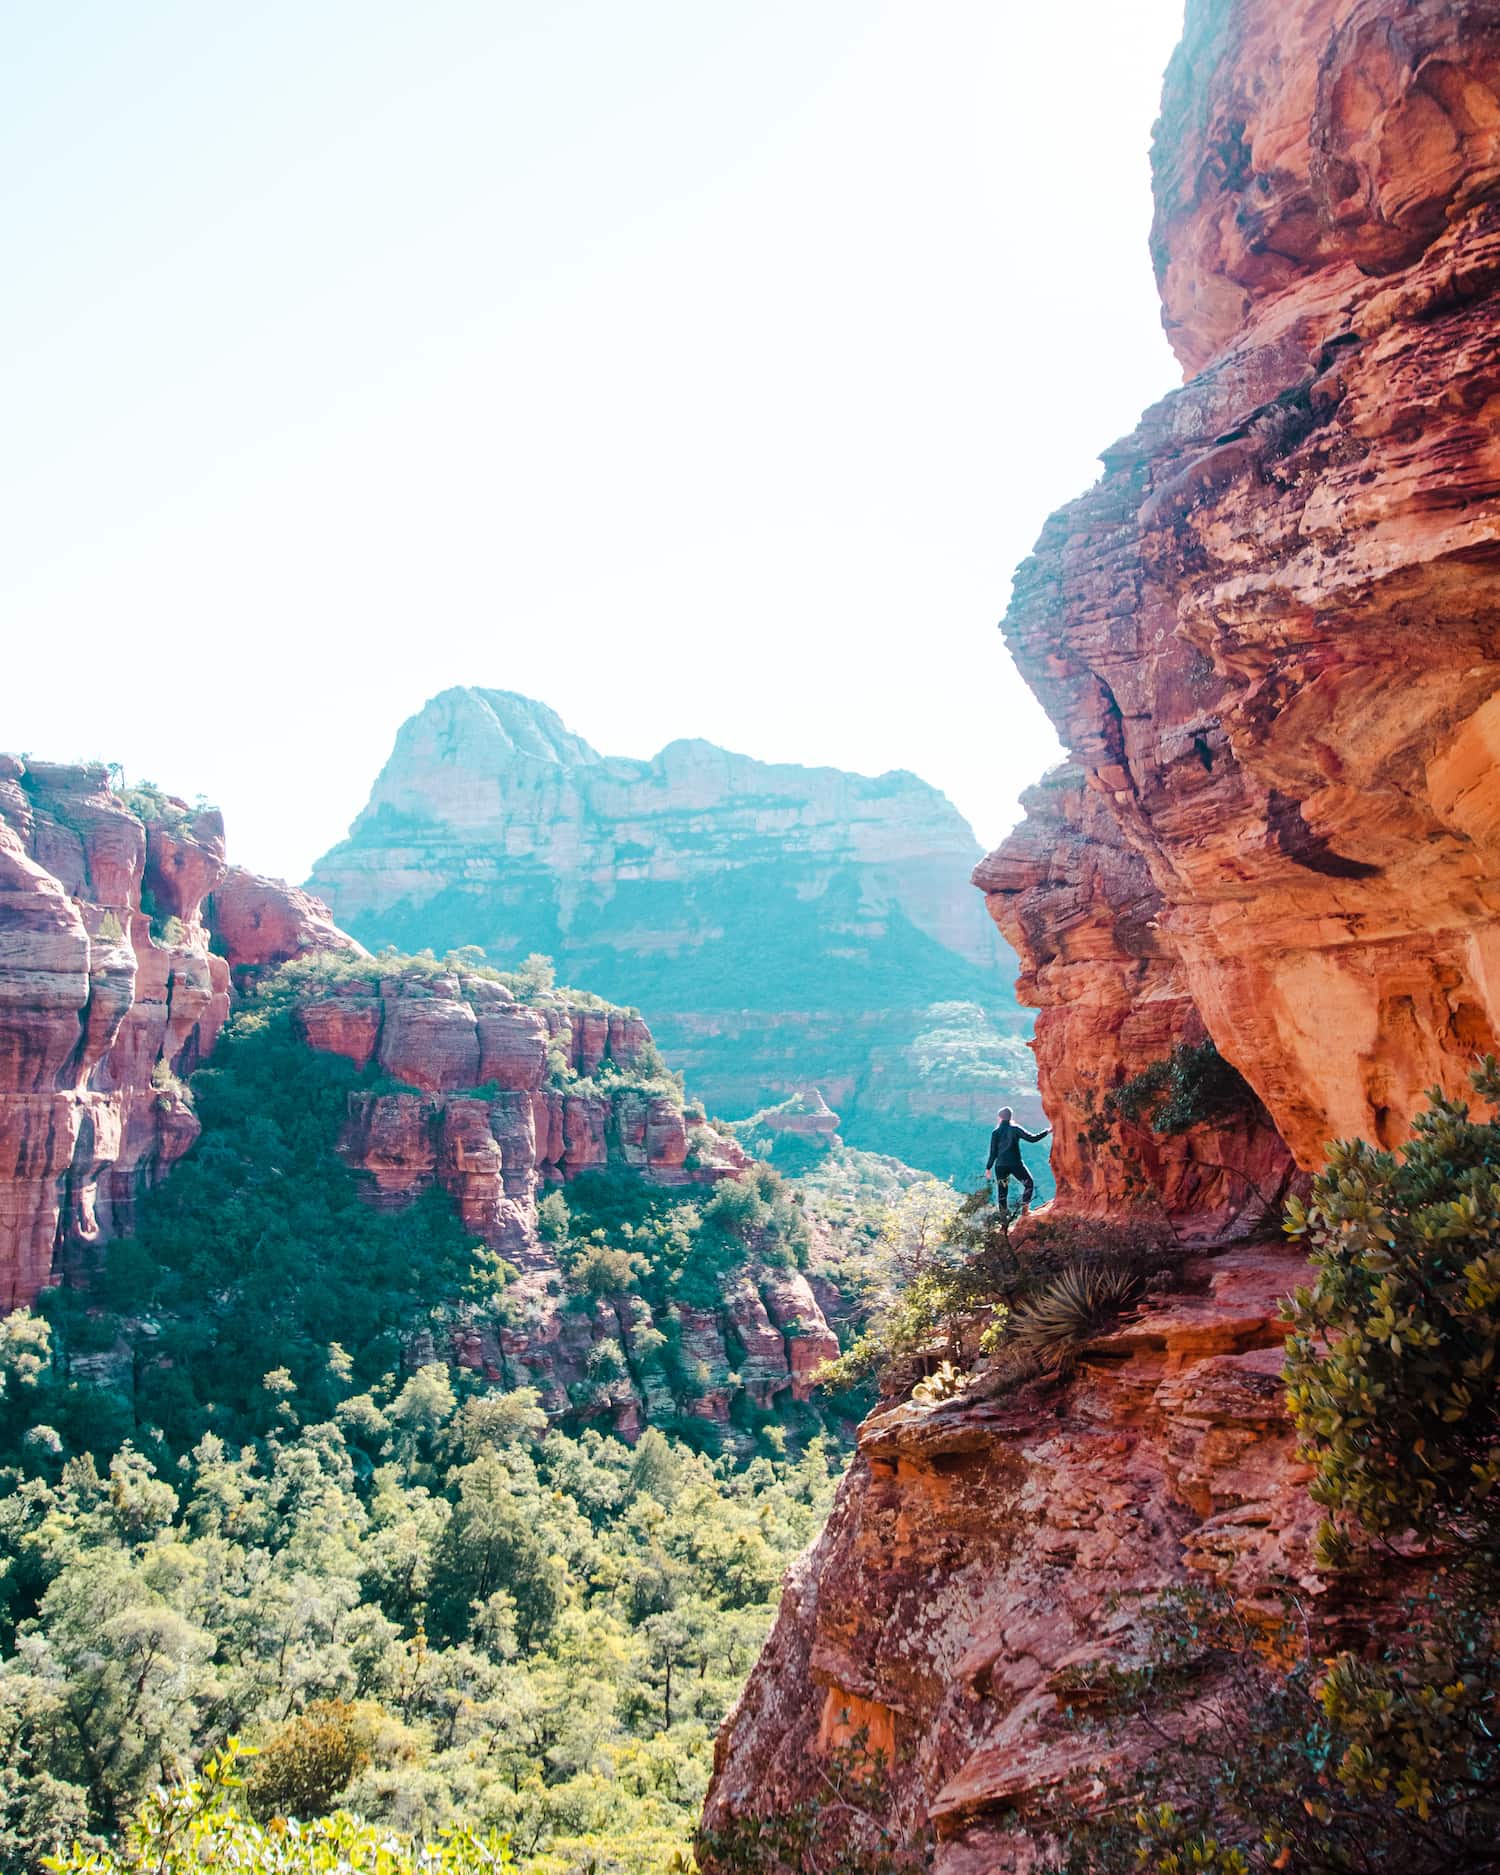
1021;1127;1051;1143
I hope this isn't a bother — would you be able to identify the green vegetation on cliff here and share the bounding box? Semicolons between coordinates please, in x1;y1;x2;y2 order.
332;875;1033;1184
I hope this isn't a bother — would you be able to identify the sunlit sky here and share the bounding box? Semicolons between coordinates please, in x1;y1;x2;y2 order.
4;0;1186;883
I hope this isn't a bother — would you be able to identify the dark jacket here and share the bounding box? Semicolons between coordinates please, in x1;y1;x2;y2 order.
986;1121;1047;1174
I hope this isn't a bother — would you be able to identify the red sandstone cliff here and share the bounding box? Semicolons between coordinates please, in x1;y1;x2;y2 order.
703;0;1500;1861
704;1247;1318;1868
981;0;1500;1192
292;963;840;1432
0;754;840;1436
0;758;360;1311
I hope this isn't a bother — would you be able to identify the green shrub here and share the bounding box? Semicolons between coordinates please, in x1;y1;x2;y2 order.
1283;1053;1500;1550
1037;1063;1500;1874
242;1702;375;1822
116;782;197;831
1112;1039;1257;1135
565;1242;643;1298
535;1192;569;1244
46;1743;515;1873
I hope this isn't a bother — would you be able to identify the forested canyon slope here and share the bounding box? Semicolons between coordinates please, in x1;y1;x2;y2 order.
0;756;854;1444
703;0;1500;1865
306;688;1039;1184
0;755;881;1867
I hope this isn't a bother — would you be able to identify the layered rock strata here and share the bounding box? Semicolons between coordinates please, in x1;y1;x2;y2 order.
709;0;1500;1857
0;760;368;1310
292;975;843;1425
307;688;1037;1180
0;758;843;1438
297;970;740;1253
703;1246;1320;1866
978;0;1500;1186
293;965;840;1429
0;762;226;1308
208;868;364;993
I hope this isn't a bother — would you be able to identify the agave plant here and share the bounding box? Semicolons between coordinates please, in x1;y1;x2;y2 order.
1007;1263;1143;1375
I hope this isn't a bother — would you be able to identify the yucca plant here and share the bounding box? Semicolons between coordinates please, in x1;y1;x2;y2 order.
1006;1263;1143;1375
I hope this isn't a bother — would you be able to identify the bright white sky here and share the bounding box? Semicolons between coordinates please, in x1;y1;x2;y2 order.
4;0;1185;883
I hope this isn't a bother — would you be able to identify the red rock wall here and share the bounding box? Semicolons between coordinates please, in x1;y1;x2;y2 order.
0;761;232;1308
708;0;1500;1859
292;967;842;1432
0;760;361;1311
976;768;1299;1240
293;971;736;1251
208;867;364;993
0;759;841;1441
703;1249;1321;1867
977;0;1500;1182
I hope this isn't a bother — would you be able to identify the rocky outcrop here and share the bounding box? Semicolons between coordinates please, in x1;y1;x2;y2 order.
709;0;1500;1859
749;1088;842;1144
306;689;1036;1181
285;960;841;1436
0;763;230;1307
0;760;359;1310
976;0;1500;1180
208;868;364;993
975;768;1299;1241
0;758;848;1443
703;1246;1320;1866
295;969;743;1254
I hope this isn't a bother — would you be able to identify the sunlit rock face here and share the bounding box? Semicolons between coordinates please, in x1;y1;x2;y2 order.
307;687;1039;1181
705;0;1500;1860
0;760;233;1307
296;971;745;1251
702;1247;1319;1868
975;766;1300;1241
0;759;366;1309
0;750;843;1440
208;867;364;994
979;0;1500;1180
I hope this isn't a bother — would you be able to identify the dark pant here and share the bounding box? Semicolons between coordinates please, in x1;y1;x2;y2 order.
994;1165;1033;1210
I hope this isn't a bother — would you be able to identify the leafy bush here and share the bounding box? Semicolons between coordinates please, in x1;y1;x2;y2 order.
1111;1040;1257;1136
1283;1053;1500;1550
45;1743;516;1873
242;1703;376;1822
535;1192;569;1244
815;1187;1167;1397
116;783;197;831
564;1242;645;1298
149;1059;191;1104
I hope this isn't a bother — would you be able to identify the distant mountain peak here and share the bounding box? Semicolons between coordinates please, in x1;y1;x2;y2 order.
417;687;603;769
311;686;1037;1179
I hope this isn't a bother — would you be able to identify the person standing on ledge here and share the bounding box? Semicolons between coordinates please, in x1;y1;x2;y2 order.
985;1106;1050;1217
